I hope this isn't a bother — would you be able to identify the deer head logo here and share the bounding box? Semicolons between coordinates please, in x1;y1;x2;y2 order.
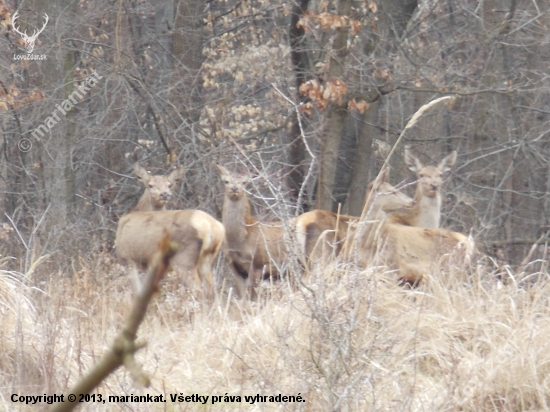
12;11;49;54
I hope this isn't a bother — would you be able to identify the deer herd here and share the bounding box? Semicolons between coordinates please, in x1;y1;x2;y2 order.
115;149;475;298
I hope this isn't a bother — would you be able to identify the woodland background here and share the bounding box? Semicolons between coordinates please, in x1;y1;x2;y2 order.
1;1;550;411
0;0;549;269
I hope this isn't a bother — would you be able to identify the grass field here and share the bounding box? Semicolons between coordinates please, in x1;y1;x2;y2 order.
2;250;550;411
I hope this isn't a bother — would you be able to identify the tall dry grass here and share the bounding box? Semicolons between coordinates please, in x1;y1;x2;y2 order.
1;246;550;411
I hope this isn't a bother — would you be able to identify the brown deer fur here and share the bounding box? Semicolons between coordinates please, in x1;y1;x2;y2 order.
216;165;286;299
115;164;224;293
387;149;457;228
295;168;415;265
372;223;474;286
294;166;473;285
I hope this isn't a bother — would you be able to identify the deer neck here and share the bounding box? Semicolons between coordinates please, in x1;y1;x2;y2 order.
354;197;387;247
222;194;255;248
365;198;387;221
413;192;441;228
135;192;161;212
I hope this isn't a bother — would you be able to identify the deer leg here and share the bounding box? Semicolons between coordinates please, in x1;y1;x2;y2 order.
197;254;217;299
247;266;261;301
170;243;202;294
130;263;142;294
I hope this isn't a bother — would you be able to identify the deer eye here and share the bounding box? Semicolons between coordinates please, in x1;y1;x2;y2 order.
149;184;153;188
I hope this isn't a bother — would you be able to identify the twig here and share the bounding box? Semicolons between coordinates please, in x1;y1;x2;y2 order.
518;232;549;272
488;237;550;248
4;212;28;250
359;95;455;221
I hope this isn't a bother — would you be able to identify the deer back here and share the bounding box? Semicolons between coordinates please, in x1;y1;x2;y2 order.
115;209;224;270
380;223;473;285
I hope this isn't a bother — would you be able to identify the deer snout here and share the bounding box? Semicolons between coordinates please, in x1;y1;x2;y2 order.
160;192;171;201
430;183;439;191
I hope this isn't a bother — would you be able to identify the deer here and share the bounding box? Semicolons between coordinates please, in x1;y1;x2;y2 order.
293;167;473;286
115;164;225;295
215;164;287;299
387;149;457;228
12;11;49;54
295;167;415;266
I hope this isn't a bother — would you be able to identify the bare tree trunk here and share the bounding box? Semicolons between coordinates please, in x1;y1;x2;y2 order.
287;0;310;207
345;1;418;214
170;0;207;125
316;0;352;211
347;101;378;215
34;0;78;223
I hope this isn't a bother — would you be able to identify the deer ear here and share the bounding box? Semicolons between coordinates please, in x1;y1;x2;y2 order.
371;167;390;191
167;165;184;184
404;148;423;173
241;176;251;186
215;164;230;178
439;151;457;173
134;163;150;183
378;167;390;183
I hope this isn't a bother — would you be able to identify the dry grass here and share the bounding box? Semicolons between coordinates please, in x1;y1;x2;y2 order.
2;249;550;411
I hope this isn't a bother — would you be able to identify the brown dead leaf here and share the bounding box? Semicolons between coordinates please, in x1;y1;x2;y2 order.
0;5;11;32
348;99;370;113
351;20;362;35
300;102;313;116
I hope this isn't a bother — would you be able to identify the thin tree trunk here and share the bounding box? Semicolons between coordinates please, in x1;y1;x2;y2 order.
316;0;352;211
348;101;378;215
287;0;310;207
170;0;207;125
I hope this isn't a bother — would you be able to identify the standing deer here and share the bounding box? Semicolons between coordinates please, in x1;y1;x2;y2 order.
295;167;415;265
387;149;457;228
115;164;225;295
216;165;286;299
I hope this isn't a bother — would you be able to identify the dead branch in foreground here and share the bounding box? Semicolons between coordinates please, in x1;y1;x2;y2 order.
49;234;176;412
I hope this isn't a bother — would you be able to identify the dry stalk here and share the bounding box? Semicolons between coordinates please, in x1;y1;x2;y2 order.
360;95;455;221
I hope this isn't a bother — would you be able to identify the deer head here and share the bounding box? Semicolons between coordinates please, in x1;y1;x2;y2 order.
12;11;49;54
134;163;184;211
405;149;457;199
215;164;249;202
366;167;416;212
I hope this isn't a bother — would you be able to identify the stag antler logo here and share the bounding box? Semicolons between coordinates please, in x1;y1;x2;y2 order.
12;11;49;54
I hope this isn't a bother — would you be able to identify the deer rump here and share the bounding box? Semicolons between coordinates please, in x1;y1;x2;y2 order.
115;210;220;273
